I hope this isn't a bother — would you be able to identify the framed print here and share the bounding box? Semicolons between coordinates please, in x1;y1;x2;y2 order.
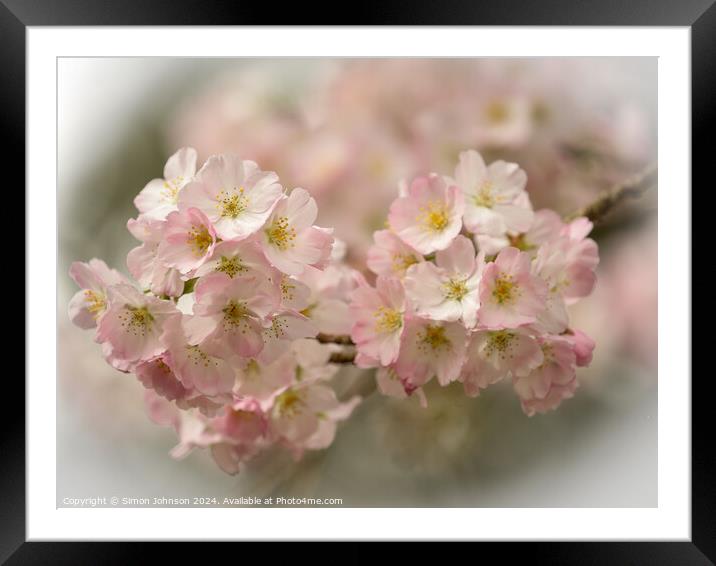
6;0;708;561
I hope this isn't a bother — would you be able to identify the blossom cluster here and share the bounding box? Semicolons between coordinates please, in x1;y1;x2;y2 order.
351;149;598;415
69;146;600;475
69;148;361;473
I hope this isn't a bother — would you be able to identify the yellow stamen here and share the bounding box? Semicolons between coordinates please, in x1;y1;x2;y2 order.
222;300;249;331
492;273;520;305
508;233;534;252
281;277;296;302
216;255;246;278
274;389;304;418
217;187;249;219
391;253;419;275
443;277;469;301
84;290;106;318
537;343;554;370
374;307;403;334
162;176;184;203
244;359;261;378
417;324;452;353
265;317;288;340
299;303;316;318
188;224;213;257
417;200;450;233
186;345;217;368
265;216;297;250
484;330;516;360
118;305;154;336
473;181;496;208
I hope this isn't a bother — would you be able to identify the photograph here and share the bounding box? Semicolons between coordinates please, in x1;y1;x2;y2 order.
57;56;658;509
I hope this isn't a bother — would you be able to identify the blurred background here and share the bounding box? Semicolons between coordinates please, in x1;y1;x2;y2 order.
58;58;657;507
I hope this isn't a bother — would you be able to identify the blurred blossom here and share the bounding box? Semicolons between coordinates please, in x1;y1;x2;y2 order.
168;59;655;264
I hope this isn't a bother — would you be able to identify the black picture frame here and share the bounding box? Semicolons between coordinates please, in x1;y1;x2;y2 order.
6;0;706;561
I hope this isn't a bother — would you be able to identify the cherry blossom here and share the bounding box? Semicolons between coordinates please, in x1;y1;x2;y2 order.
388;174;465;254
69;146;602;475
453;149;533;237
350;275;406;366
68;259;129;329
161;315;235;396
459;329;543;397
134;147;198;220
126;216;184;298
157;207;217;274
191;273;279;358
394;317;468;389
179;154;283;241
478;246;548;329
258;188;334;276
366;229;424;279
95;284;179;364
404;235;484;329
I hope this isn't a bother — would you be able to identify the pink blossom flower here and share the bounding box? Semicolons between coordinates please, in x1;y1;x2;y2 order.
234;353;296;401
268;382;360;455
350;276;406;366
210;442;263;475
96;284;179;363
278;274;312;311
209;400;268;474
168;411;223;460
513;335;576;404
178;154;283;241
295;264;359;335
190;273;279;358
520;378;579;417
404;235;484;328
476;208;565;257
176;392;229;418
375;365;428;407
258;188;334;276
214;398;268;444
290;338;340;384
394;317;467;388
453;149;533;237
134;147;198;220
258;311;317;363
126;216;184;297
194;239;273;280
68;259;129;329
298;394;361;454
366;229;424;279
564;328;596;367
161;315;236;396
388;174;465;254
135;354;190;401
157;207;217;274
533;233;599;306
459;329;543;397
478;246;547;328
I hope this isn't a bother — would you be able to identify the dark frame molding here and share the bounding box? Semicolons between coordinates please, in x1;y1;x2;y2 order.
7;1;706;561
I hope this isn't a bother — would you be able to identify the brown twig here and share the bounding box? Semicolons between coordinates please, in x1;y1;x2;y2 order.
317;333;354;346
329;350;357;364
566;163;657;225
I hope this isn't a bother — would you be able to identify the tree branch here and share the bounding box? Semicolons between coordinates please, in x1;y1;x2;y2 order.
329;350;358;364
317;333;354;346
566;163;657;225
